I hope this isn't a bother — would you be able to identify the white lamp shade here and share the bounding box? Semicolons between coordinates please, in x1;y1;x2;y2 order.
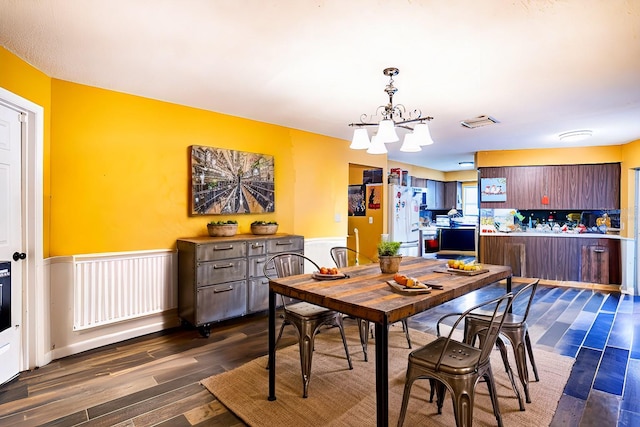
376;119;399;143
367;135;388;154
400;133;421;152
349;128;371;149
413;122;435;146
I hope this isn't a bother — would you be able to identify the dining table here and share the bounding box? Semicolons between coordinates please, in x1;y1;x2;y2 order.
267;256;513;426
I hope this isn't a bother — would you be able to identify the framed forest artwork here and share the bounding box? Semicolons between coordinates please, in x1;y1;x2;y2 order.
190;145;275;215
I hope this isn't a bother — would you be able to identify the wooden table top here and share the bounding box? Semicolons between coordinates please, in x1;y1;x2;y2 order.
268;257;512;324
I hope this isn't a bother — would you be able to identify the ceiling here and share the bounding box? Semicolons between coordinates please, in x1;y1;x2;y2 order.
1;0;640;172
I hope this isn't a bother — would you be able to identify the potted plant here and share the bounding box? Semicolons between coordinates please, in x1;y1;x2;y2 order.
377;241;402;273
251;220;278;235
207;220;238;237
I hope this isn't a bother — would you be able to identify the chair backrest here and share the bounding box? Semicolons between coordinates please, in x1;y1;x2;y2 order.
436;292;513;371
264;252;320;279
512;279;539;324
330;246;359;268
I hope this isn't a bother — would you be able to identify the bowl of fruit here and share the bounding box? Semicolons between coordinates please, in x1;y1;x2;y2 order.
312;266;346;280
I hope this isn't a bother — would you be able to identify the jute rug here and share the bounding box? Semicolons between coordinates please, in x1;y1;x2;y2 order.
201;324;574;426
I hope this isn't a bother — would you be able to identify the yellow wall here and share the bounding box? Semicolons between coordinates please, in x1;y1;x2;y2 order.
0;46;53;255
347;164;384;261
48;79;389;255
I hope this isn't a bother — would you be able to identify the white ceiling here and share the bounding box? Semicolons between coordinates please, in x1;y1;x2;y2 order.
1;0;640;171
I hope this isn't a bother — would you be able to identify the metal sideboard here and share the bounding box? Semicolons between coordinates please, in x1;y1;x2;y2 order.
177;233;304;337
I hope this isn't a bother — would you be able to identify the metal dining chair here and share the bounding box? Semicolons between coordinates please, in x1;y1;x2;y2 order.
264;252;353;398
330;246;412;362
398;292;513;427
464;279;540;405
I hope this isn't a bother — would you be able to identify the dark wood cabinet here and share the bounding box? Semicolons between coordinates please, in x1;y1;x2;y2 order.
479;163;620;210
479;235;620;284
444;181;462;210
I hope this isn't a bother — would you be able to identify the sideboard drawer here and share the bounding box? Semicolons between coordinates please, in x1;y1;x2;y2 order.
267;237;304;254
196;241;246;261
196;281;247;324
197;259;246;286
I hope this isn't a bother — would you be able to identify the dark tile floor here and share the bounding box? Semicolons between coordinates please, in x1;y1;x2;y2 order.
407;282;640;427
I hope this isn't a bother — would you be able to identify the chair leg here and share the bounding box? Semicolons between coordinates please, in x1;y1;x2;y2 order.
401;319;412;349
336;315;353;370
496;337;525;410
525;330;539;381
514;339;532;403
397;370;418;427
357;318;369;362
298;330;315;398
451;386;474;427
484;365;504;427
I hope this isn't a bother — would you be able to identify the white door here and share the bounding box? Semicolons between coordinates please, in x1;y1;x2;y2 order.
0;102;23;385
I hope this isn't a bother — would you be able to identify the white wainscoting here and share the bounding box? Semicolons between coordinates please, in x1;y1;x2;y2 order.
43;238;346;361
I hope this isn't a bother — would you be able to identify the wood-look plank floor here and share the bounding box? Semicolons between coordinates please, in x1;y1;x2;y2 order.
0;280;628;426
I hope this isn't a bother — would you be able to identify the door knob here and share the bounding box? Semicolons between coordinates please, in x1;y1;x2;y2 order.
12;252;26;261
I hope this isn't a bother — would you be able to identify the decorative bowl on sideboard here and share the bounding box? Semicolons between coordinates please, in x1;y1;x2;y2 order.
207;223;238;237
251;224;278;235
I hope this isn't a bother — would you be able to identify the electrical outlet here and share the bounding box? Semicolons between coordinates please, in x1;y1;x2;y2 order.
369;217;373;224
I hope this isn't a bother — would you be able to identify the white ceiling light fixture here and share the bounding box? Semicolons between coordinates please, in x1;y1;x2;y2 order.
558;129;593;142
349;67;434;153
458;161;474;168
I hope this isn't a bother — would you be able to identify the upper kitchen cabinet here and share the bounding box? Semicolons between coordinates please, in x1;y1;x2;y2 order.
479;163;620;210
426;179;446;209
444;181;463;210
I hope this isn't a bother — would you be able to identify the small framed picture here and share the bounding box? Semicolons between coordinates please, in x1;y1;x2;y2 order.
480;178;507;202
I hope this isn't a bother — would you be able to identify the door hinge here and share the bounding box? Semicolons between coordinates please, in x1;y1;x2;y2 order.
18;112;27;123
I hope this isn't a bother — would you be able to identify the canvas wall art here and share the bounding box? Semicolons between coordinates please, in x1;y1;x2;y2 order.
190;145;275;215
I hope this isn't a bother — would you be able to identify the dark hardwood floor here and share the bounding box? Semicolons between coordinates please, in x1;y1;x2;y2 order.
0;280;637;426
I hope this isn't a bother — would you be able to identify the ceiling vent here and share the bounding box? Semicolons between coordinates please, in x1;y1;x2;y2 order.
460;115;499;129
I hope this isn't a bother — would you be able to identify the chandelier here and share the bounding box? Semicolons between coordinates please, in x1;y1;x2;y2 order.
348;67;435;154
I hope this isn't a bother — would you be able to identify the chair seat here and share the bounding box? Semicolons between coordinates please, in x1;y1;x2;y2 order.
409;337;482;375
286;302;335;318
467;312;526;329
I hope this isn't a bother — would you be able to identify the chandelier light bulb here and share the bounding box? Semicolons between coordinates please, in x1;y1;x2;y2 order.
367;135;388;154
376;119;399;143
413;122;435;146
400;133;421;152
349;128;371;149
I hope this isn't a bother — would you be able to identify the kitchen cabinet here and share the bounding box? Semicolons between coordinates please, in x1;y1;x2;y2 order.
444;181;462;210
177;234;304;336
479;234;620;284
426;179;445;209
479;163;620;210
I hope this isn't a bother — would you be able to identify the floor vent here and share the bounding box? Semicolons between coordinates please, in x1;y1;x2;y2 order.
460;115;499;128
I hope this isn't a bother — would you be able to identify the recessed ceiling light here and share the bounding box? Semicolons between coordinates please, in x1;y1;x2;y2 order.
558;130;593;142
458;161;474;168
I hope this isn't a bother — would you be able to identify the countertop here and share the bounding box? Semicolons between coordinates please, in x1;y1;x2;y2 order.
479;231;629;240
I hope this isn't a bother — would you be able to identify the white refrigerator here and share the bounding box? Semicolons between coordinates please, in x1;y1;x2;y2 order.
388;185;424;256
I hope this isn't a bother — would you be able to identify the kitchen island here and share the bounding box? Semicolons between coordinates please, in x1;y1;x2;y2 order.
479;231;626;285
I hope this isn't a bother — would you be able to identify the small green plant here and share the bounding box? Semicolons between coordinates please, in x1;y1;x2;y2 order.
208;220;237;225
377;241;401;257
251;220;278;226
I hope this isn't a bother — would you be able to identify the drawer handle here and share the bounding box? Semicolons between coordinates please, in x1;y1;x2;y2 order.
213;245;234;251
213;263;234;269
214;286;234;293
255;258;266;264
276;241;293;246
252;243;265;249
593;247;605;253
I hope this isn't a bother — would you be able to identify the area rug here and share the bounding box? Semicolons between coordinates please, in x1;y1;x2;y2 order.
201;324;574;426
